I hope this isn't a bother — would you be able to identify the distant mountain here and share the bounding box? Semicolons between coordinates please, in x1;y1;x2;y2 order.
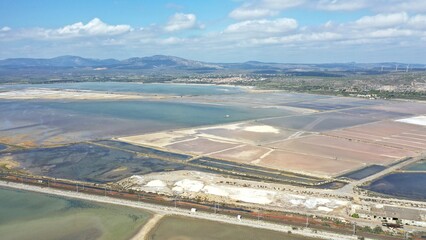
0;55;120;67
0;55;222;70
0;55;424;72
120;55;222;70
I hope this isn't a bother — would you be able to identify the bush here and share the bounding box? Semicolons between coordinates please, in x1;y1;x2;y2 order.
372;226;383;234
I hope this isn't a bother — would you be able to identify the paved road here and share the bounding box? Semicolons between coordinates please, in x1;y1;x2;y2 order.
0;181;364;240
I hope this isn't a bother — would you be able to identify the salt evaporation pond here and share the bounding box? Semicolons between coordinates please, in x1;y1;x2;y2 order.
0;144;6;151
365;172;426;201
404;160;426;171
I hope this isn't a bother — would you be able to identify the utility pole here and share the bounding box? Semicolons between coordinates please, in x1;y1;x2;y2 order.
258;208;261;221
353;222;357;235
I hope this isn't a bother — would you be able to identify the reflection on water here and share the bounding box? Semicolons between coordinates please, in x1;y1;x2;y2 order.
0;187;150;240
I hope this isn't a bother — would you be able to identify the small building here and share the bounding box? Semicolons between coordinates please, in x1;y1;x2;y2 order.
351;204;426;228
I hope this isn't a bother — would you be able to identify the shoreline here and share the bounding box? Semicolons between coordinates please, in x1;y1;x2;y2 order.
1;81;425;103
130;213;164;240
0;181;362;240
0;88;174;100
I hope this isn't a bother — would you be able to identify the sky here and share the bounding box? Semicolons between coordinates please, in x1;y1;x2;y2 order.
1;0;426;63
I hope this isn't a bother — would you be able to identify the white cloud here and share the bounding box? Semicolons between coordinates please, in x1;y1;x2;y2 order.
164;13;199;32
375;0;426;13
230;0;426;18
316;0;367;11
1;26;11;32
2;7;426;63
260;0;305;10
229;0;304;20
161;37;186;44
355;12;409;28
408;14;426;28
368;28;414;38
249;32;341;45
225;18;298;33
51;18;132;38
229;8;277;20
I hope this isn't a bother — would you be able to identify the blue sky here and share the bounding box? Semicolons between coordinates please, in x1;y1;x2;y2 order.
1;0;426;63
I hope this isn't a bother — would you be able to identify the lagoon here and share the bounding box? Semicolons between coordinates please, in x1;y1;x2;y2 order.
0;187;151;240
1;82;245;96
148;215;316;240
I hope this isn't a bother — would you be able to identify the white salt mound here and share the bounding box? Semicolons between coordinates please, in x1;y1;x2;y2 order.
396;116;426;126
317;206;333;212
145;180;167;187
202;185;229;197
174;179;204;192
244;125;280;133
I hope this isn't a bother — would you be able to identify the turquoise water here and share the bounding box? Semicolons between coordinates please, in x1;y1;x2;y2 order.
0;187;150;240
1;82;245;95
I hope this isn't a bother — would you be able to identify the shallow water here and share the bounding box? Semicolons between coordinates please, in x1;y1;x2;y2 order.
261;112;377;132
41;100;283;125
1;82;245;95
0;187;151;240
365;172;426;201
403;160;426;171
148;215;316;240
0;99;284;146
341;165;386;180
1;142;203;183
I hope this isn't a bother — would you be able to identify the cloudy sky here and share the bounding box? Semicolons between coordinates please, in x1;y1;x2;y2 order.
1;0;426;63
